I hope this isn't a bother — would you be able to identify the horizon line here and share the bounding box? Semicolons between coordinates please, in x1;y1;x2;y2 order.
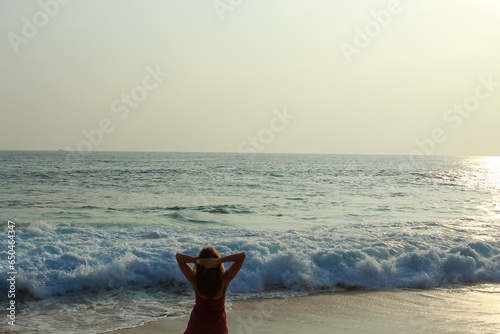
0;149;498;158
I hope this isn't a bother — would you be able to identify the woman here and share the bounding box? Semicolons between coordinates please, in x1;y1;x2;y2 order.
176;248;246;334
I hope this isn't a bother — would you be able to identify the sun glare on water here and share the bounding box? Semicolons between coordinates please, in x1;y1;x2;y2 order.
482;156;500;191
474;156;500;220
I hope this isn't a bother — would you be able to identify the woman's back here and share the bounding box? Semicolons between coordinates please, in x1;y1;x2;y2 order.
176;249;246;334
184;293;227;334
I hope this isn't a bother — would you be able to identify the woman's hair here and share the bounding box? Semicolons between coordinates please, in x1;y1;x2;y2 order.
194;247;225;298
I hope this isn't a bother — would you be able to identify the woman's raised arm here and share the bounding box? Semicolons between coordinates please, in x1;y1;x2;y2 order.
176;253;196;286
219;252;246;283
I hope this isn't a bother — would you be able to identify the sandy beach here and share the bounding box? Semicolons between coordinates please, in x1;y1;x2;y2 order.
109;287;500;334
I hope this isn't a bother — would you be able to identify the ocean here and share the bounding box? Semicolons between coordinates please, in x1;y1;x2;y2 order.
1;151;499;333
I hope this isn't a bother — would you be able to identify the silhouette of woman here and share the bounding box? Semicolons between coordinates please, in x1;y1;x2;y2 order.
176;248;246;334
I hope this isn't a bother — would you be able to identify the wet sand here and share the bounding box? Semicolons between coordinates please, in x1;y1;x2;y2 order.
109;288;500;334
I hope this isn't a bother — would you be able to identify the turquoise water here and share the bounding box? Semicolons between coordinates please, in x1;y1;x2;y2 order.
1;151;499;333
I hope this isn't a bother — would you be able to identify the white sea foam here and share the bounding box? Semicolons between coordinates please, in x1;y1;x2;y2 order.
3;220;499;300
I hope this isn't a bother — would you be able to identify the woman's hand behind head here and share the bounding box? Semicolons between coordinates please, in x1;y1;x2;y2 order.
200;257;220;269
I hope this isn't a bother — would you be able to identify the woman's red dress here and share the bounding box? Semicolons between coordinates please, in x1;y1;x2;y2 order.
184;294;228;334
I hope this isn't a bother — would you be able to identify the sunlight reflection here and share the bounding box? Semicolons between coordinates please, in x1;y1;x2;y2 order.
481;156;500;191
484;157;500;219
466;157;500;220
464;156;500;191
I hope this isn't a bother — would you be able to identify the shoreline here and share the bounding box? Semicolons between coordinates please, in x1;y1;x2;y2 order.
108;287;500;334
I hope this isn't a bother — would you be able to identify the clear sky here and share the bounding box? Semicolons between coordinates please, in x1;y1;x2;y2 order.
1;0;499;156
